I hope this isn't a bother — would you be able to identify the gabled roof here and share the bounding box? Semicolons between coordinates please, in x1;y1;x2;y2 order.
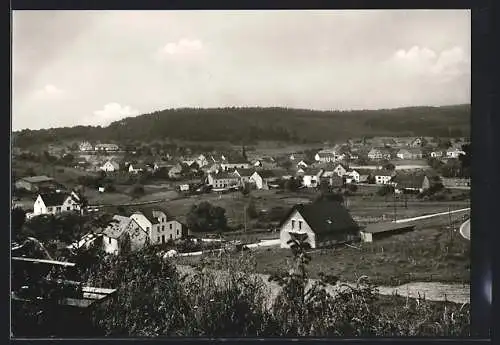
254;169;279;179
103;160;120;168
392;174;428;189
39;192;71;207
103;215;133;238
210;171;240;179
21;176;54;183
280;200;358;236
352;169;373;176
130;206;169;224
234;168;255;177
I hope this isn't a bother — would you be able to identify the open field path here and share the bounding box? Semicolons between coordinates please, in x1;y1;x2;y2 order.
176;265;469;306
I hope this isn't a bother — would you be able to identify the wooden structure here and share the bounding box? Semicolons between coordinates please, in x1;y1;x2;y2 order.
11;241;117;337
359;222;415;242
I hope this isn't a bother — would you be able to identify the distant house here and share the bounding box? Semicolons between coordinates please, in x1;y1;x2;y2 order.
79;141;93;152
392;174;431;193
94;143;119;152
446;148;466;159
373;170;395;185
290;153;306;162
368;148;391;160
354;169;373;183
296;160;313;169
320;174;344;188
396;148;422;160
15;176;57;192
129;207;183;245
360;222;415;243
314;149;341;163
233;168;255;184
279;200;359;249
408;137;424;148
300;168;324;188
250;170;281;190
344;170;360;183
128;163;148;174
153;161;174;172
207;172;241;189
100;160;120;172
442;177;471;188
33;191;81;216
102;215;149;255
430;150;444;158
182;154;208;168
220;160;250;171
333;163;348;177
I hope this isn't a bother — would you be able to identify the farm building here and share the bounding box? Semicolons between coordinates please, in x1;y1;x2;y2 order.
392;174;431;193
15;176;58;192
359;222;416;242
102;215;149;255
279;200;359;249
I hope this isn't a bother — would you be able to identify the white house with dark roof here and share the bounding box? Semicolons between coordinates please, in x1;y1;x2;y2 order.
129;207;183;245
100;160;120;172
250;170;283;189
102;215;149;255
207;172;241;189
279;200;359;249
33;191;81;216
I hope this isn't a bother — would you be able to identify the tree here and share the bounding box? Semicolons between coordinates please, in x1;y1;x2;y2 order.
246;197;258;220
186;202;228;233
11;208;27;241
377;185;395;196
241;182;251;196
383;163;395;171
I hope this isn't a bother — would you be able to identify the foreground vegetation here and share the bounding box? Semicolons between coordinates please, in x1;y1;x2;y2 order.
13;237;470;337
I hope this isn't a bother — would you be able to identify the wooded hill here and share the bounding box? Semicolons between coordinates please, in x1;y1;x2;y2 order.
13;105;470;148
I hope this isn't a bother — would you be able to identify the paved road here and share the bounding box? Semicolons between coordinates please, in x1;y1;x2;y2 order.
394;208;470;224
459;219;470;240
176;265;470;306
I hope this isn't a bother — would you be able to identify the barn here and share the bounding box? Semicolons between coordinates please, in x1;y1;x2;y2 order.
279;200;359;249
359;222;416;242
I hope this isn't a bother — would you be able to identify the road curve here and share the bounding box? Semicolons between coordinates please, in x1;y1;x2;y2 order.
459;219;470;240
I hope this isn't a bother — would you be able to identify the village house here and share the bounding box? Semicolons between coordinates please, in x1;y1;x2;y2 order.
446;148;466;159
94;143;120;152
153;161;174;172
289;153;307;162
392;174;431;193
355;169;373;183
102;215;149;255
314;149;343;163
129;207;183;245
296;160;313;169
182;154;209;168
298;168;324;188
320;174;344;189
430;150;444;158
373;170;395;185
100;160;120;172
207;172;241;189
409;137;424;148
33;191;81;216
220;160;251;171
233;168;255;185
367;148;391;161
396;148;424;160
250;170;282;190
279;200;359;249
128;163;149;174
15;176;58;192
441;177;471;188
344;170;361;183
333;163;349;177
79;141;93;152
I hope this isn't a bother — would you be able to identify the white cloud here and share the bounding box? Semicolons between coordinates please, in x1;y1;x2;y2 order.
33;84;65;100
86;102;140;126
153;38;204;61
391;45;470;81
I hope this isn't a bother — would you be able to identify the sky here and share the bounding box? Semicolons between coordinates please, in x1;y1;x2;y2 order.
12;10;471;131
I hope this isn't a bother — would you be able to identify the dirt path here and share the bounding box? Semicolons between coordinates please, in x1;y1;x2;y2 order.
176;265;470;306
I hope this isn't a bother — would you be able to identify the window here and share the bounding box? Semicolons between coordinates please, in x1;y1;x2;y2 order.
47;207;52;212
161;235;165;244
146;227;150;231
291;220;295;229
56;207;61;212
162;225;165;231
170;234;173;239
157;236;160;243
67;207;71;211
177;229;179;236
109;237;112;244
299;221;302;230
169;224;172;230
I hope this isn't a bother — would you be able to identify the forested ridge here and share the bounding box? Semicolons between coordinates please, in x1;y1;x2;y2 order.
13;105;470;147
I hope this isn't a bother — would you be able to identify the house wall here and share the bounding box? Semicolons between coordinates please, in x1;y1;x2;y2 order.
127;220;150;251
250;173;264;189
33;195;80;216
360;231;373;243
102;236;119;254
33;196;47;215
280;210;316;249
375;175;392;185
130;214;154;238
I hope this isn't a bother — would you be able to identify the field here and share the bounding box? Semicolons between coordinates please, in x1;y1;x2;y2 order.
177;214;470;287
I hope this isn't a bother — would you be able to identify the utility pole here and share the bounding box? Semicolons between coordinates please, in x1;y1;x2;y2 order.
393;189;397;222
244;204;247;233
